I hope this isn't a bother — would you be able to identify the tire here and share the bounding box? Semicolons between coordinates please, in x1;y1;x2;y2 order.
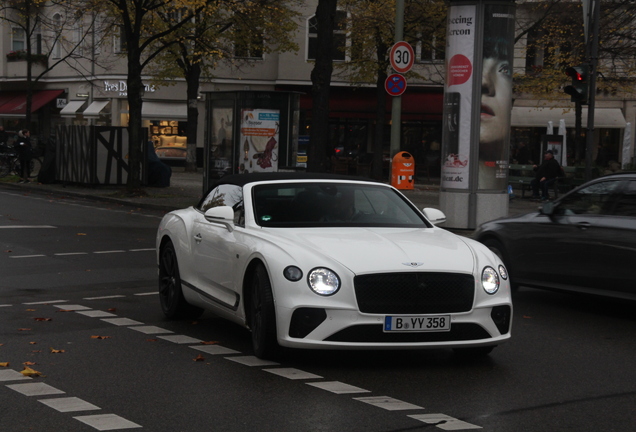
0;159;10;177
158;240;204;319
482;238;518;292
453;346;495;358
250;263;280;359
29;158;42;179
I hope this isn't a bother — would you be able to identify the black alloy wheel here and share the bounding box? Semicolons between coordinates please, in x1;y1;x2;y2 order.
250;263;280;359
158;240;203;319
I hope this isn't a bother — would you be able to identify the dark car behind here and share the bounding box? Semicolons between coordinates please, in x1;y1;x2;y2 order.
474;172;636;300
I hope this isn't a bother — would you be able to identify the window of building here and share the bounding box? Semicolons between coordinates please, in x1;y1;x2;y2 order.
307;10;347;61
234;28;264;59
12;27;26;52
114;25;127;53
52;13;62;58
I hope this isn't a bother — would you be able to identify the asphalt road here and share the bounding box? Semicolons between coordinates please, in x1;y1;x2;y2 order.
1;190;635;432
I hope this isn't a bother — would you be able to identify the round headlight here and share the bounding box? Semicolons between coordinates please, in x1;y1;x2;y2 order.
307;267;340;296
498;264;508;280
482;266;500;294
283;266;303;282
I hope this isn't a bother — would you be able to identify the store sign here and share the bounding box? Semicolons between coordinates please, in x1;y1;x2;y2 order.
103;80;156;97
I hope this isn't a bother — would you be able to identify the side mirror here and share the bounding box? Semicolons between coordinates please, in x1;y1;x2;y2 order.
204;206;235;231
423;208;446;226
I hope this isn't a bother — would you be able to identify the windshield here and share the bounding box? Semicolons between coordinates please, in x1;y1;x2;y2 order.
252;182;429;228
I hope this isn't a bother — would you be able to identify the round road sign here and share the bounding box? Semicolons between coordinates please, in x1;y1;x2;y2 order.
385;73;407;96
390;41;415;73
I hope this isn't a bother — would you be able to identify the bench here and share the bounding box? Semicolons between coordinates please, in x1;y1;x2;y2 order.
508;164;586;198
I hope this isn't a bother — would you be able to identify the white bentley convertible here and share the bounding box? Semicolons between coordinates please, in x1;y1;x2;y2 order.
156;173;512;359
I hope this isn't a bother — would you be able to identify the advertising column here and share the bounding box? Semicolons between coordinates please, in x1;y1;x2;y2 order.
440;0;516;229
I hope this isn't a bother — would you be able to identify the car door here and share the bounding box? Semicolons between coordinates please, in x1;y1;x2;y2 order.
541;179;625;290
192;184;244;310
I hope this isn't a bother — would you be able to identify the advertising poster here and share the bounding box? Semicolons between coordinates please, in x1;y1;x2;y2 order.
240;109;280;173
477;4;516;190
441;5;476;190
210;108;233;178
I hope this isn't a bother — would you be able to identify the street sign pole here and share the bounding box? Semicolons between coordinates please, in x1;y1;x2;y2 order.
389;0;405;166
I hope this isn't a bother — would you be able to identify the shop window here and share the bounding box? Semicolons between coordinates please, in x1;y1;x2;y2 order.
307;10;347;62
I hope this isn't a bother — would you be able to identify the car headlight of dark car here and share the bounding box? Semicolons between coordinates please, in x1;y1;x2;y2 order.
308;267;340;296
481;266;500;294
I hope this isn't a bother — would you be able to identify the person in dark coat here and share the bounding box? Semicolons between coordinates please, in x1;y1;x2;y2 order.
15;129;32;183
531;150;562;201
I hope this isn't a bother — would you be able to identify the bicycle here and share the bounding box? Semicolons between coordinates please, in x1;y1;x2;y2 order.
0;144;42;180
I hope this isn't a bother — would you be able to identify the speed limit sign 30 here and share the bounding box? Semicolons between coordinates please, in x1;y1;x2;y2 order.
390;41;415;74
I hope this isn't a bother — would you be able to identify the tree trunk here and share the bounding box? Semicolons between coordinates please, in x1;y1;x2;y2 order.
126;45;144;190
185;62;201;173
372;33;389;180
307;0;338;173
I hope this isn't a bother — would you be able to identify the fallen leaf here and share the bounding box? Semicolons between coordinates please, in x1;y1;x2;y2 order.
25;309;36;312
193;354;205;362
29;342;37;345
18;328;32;331
21;366;44;377
200;341;219;345
34;318;52;322
90;335;112;339
23;361;36;366
146;339;157;342
107;308;116;312
5;250;12;253
191;321;199;325
0;362;9;367
523;315;533;319
49;347;65;353
77;233;87;236
32;350;42;353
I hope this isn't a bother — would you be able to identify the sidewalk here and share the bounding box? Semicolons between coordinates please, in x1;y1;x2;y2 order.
0;168;541;233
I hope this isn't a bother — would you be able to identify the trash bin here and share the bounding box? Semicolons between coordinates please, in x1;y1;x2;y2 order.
390;151;415;190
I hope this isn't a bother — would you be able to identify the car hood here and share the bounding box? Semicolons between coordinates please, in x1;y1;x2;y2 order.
270;228;476;274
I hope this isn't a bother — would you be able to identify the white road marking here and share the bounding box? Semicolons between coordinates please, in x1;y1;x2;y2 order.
408;414;483;430
39;397;101;413
156;334;202;344
55;252;89;256
94;250;126;254
84;295;126;300
307;381;371;394
77;310;117;318
264;368;322;380
9;254;46;259
0;304;11;307
24;300;68;305
129;325;173;335
0;370;32;382
54;304;91;311
129;248;155;252
7;382;65;397
101;318;143;326
134;292;157;296
0;225;56;229
74;413;142;430
353;396;423;411
190;345;240;355
225;356;279;367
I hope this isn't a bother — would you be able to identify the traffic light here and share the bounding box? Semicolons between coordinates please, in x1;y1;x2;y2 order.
564;65;589;104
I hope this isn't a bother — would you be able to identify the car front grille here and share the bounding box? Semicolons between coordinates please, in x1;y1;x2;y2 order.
353;272;475;314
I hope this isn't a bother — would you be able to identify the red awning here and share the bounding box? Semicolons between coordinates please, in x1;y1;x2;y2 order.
289;87;443;121
0;90;64;116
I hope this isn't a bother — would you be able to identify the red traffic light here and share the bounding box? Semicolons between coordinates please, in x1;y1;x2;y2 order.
565;67;584;81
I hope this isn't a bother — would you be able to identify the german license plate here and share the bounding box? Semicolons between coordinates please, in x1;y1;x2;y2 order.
384;315;451;332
